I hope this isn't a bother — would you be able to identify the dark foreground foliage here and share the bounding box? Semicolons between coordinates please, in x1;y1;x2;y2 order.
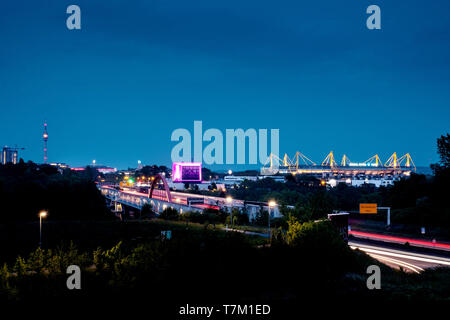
0;161;110;222
0;220;448;311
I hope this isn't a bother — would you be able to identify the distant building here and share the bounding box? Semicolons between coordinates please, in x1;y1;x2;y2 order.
1;146;18;165
71;164;117;174
223;175;285;184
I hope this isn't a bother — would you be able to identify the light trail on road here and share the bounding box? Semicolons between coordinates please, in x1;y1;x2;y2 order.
365;253;424;273
349;241;450;273
349;230;450;251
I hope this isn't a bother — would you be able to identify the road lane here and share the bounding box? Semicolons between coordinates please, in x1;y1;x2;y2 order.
349;240;450;272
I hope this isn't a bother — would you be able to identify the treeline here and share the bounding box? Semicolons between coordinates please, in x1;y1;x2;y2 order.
228;170;449;228
227;134;450;228
0;161;110;222
148;206;252;226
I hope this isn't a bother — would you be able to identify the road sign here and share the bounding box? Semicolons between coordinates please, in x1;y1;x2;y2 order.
161;230;172;240
360;203;377;214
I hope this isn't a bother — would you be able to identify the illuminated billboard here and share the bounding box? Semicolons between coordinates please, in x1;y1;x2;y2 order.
172;162;202;182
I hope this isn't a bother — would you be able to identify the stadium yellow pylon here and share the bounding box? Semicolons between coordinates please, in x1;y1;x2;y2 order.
292;151;316;167
322;151;338;167
398;153;416;171
385;153;398;168
283;153;291;167
262;151;415;173
341;154;350;166
364;154;383;167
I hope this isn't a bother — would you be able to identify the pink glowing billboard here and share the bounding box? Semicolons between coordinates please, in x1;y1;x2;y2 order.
172;162;202;182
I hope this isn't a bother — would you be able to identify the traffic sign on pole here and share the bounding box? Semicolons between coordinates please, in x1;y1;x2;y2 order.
360;203;377;214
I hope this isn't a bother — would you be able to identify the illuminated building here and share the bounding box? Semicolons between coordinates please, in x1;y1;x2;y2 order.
1;146;19;165
262;151;416;178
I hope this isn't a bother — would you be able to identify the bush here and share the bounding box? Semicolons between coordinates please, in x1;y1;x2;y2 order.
285;218;356;275
159;207;179;221
140;203;156;219
181;210;220;225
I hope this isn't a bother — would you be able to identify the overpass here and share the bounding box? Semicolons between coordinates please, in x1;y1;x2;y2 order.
98;173;282;219
99;185;205;214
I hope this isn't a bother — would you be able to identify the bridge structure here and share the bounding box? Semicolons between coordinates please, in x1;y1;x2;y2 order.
99;174;207;216
262;151;416;177
98;173;282;220
99;185;205;216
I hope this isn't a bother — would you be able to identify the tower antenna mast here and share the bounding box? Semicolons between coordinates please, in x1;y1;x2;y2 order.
43;122;48;164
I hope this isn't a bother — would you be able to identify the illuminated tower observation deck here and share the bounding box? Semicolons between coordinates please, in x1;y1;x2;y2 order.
43;122;48;164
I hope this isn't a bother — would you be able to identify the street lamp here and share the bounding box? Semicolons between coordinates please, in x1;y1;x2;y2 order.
268;201;276;239
228;169;232;175
38;210;48;248
226;196;233;230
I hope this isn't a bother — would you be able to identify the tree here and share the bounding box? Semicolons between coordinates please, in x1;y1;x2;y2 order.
437;133;450;168
432;133;450;175
140;203;155;219
0;161;110;222
160;207;179;220
254;207;269;226
83;165;100;181
208;182;217;191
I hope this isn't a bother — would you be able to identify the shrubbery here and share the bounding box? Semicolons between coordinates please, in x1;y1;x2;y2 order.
1;219;449;304
159;207;179;220
0;161;110;222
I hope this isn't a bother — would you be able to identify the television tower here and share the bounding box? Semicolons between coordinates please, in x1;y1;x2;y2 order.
43;122;48;164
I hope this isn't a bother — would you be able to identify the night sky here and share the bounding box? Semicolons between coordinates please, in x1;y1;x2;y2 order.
1;1;449;170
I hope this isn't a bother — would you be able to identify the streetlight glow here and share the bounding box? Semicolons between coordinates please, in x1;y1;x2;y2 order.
267;201;276;241
38;210;48;248
225;196;233;230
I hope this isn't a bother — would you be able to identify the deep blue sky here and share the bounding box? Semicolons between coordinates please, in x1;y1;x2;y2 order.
1;1;449;169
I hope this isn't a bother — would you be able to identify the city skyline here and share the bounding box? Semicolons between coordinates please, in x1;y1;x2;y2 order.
1;0;449;169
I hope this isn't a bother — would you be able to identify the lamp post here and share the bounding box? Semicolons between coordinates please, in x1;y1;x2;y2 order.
268;201;276;240
226;196;233;230
39;210;48;248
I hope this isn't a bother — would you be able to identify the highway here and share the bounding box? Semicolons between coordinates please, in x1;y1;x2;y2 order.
100;185;450;274
226;228;450;273
349;239;450;273
349;230;450;251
